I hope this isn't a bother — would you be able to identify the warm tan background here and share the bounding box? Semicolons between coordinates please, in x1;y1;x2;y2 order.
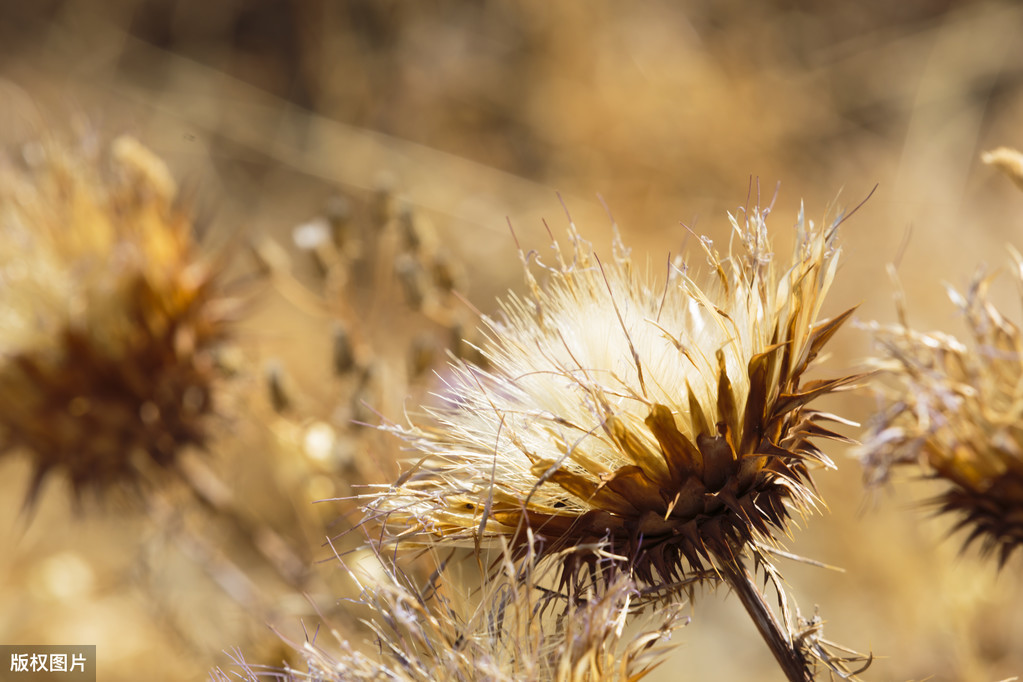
2;1;1023;680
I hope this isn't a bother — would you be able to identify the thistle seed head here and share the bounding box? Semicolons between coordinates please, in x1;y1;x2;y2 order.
860;253;1023;565
0;135;235;506
366;201;859;587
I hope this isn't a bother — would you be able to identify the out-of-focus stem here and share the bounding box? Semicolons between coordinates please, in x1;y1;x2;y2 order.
177;453;309;590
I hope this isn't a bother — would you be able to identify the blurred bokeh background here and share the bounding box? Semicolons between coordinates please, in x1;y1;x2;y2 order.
1;1;1023;680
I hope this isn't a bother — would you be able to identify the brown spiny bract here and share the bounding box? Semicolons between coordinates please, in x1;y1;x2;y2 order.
860;254;1023;565
365;203;860;587
0;135;234;506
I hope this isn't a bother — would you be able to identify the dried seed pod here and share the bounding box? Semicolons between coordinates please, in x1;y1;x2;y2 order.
395;252;428;310
397;198;436;254
332;322;356;376
408;332;437;379
431;248;465;295
292;216;341;279
365;203;861;588
265;360;292;414
350;361;381;426
861;253;1023;566
0;135;237;506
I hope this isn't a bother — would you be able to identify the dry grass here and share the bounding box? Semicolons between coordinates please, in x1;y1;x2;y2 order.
213;541;689;682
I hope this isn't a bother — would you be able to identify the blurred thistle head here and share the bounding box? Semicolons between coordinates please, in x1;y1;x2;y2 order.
365;200;860;587
860;253;1023;565
0;134;236;507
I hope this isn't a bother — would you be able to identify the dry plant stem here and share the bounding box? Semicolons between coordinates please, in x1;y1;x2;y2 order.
144;490;266;613
177;454;309;590
714;551;812;682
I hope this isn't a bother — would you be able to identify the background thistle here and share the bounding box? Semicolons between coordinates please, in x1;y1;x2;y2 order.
0;134;236;506
861;252;1023;566
365;201;865;679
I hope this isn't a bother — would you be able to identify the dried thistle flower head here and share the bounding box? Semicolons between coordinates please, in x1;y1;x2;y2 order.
0;135;235;506
215;542;687;682
365;202;860;588
860;253;1023;565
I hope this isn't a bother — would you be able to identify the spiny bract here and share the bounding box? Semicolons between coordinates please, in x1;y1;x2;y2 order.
366;202;860;586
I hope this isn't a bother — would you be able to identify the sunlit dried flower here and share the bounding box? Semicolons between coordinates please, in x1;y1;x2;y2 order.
366;203;858;587
358;198;867;681
0;135;235;506
860;253;1023;565
214;541;687;682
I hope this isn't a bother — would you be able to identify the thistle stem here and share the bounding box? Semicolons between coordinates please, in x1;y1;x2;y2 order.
714;553;813;682
177;453;309;590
